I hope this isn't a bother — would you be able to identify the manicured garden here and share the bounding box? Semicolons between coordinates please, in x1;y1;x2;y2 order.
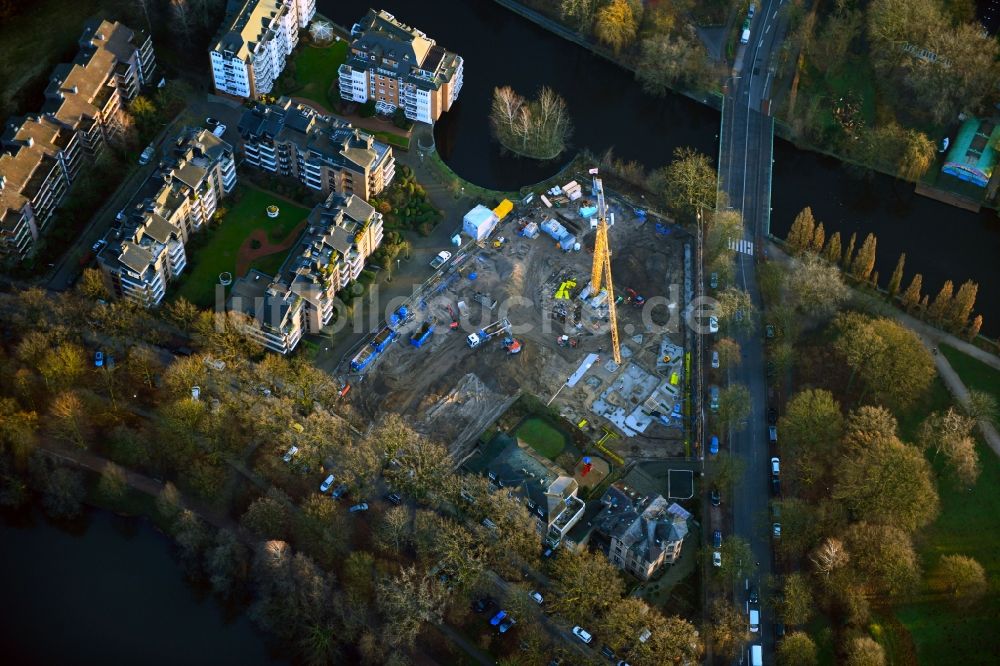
278;39;348;111
172;186;310;308
515;417;569;461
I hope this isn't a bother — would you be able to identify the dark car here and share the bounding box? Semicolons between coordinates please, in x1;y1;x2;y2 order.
774;622;786;639
710;486;721;507
749;586;759;604
771;477;781;496
498;617;516;633
712;530;722;549
385;492;402;505
473;597;497;614
767;407;778;425
601;644;616;659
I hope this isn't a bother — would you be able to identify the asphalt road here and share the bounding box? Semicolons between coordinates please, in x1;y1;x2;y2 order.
716;0;791;662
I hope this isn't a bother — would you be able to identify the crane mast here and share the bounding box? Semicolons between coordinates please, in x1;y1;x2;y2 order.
590;175;621;365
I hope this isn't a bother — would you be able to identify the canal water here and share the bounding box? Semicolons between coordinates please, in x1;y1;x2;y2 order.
0;508;283;666
322;0;999;333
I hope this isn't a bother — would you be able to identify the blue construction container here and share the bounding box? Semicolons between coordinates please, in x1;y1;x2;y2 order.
371;326;398;353
351;346;377;372
410;322;435;348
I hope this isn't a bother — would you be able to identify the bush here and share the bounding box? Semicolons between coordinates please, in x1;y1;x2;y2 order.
359;101;377;118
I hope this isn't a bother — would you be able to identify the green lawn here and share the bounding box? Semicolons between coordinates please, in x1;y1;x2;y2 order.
173;186;310;307
940;344;1000;397
366;130;410;150
892;349;1000;664
282;40;348;111
515;417;568;461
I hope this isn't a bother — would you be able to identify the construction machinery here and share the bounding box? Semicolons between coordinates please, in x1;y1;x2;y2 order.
503;336;522;354
410;320;435;348
590;173;622;364
444;305;459;330
467;318;510;348
556;335;579;348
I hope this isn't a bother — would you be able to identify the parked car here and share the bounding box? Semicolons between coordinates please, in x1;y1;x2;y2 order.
138;144;154;165
709;272;718;289
498;617;516;633
710;435;719;455
530;591;543;604
771;477;781;496
212;124;227;138
765;323;776;339
282;445;298;463
331;484;348;499
768;426;778;444
711;350;720;368
748;2;756;19
320;474;335;493
771;457;780;476
741;20;751;44
94;350;104;368
710;486;721;507
430;250;452;269
749;608;760;633
773;523;782;539
774;622;786;639
490;610;507;626
348;502;369;513
601;645;616;659
713;530;722;549
767;407;778;425
572;626;594;644
385;492;402;505
713;551;722;567
92;239;107;253
473;597;497;614
749;585;759;604
708;315;719;334
709;385;720;412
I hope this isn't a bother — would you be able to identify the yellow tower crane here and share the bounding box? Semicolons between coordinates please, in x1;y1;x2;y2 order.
589;174;621;365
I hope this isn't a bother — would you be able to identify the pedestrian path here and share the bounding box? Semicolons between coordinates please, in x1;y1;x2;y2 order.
729;238;754;255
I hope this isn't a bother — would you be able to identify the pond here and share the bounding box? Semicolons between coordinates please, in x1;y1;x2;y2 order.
0;508;283;666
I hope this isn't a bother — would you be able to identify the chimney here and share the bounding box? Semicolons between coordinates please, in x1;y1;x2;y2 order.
25;137;34;148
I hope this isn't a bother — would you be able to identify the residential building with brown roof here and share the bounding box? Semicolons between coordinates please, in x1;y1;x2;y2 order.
96;128;237;305
210;0;316;99
338;9;463;124
0;19;156;263
228;191;383;354
238;97;395;200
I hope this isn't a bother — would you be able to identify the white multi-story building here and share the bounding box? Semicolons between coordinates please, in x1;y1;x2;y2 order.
238;97;395;200
338;9;463;124
229;192;383;354
96;128;237;306
209;0;315;99
1;19;156;263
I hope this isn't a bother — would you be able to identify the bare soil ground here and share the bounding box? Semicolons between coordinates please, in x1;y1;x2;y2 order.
347;198;691;460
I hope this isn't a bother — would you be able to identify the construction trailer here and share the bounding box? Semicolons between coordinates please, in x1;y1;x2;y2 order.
410;321;435;348
467;318;510;348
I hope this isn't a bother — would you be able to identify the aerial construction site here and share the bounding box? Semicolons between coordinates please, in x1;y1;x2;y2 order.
340;173;694;464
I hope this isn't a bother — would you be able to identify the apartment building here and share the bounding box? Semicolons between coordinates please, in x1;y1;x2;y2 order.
96;128;237;306
210;0;316;99
596;486;690;581
238;97;395;200
228;192;383;354
0;20;156;262
338;9;463;124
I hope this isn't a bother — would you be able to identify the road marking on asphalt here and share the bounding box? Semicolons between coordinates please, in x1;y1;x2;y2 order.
729;239;755;256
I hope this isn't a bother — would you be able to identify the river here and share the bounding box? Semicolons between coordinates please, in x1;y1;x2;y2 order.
321;0;999;334
0;508;284;666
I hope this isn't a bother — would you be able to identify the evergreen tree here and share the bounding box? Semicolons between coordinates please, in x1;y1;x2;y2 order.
887;253;906;299
842;232;857;271
871;271;879;288
918;294;930;316
810;222;826;254
966;315;983;341
787;207;816;254
948;280;979;331
927;280;954;324
823;232;842;264
901;274;923;312
851;233;877;281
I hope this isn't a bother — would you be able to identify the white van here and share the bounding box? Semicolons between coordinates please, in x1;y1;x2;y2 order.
749;608;760;633
751;644;763;666
741;28;751;44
